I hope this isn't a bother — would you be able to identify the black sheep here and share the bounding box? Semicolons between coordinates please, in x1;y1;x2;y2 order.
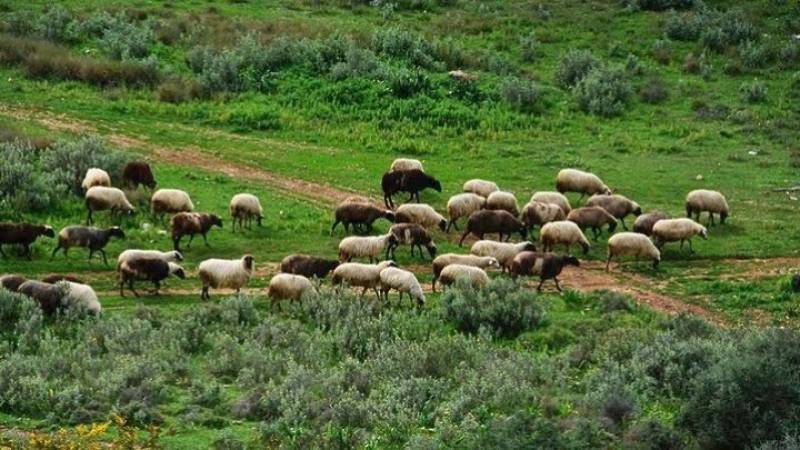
458;210;527;246
122;161;157;189
17;280;66;315
510;251;580;292
118;258;186;297
0;222;55;260
280;254;339;279
51;226;125;266
382;169;442;209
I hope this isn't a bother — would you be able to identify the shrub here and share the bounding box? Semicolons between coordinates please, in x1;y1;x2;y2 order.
683;51;711;78
779;41;800;69
573;67;633;117
0;141;60;213
157;77;204;103
387;67;431;98
639;77;669;104
34;5;78;43
740;80;767;103
101;16;155;60
652;39;672;65
664;12;702;41
739;40;773;69
520;33;540;62
624;420;684;450
555;49;599;88
329;46;385;81
41;135;131;196
500;77;545;113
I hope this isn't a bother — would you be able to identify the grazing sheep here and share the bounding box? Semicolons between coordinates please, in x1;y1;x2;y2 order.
379;267;425;307
510;251;580;292
332;260;397;298
431;254;500;292
338;233;398;263
230;193;264;231
530;191;572;214
539;221;591;255
651;218;708;253
122;161;157;189
117;249;183;267
389;158;424;172
521;201;566;234
41;274;84;284
438;264;489;290
198;255;255;300
446;193;486;232
17;280;66;315
470;240;538;272
63;281;102;314
463;179;499;198
585;194;642;230
151;188;194;222
486;191;520;216
555;169;612;199
606;232;661;271
119;258;186;297
0;274;27;291
395;203;447;231
387;223;437;260
268;274;315;305
567;206;618;240
170;212;223;251
382;169;442;208
686;189;729;226
633;211;668;236
0;222;55;259
458;210;527;246
51;226;125;266
85;186;135;225
280;254;339;279
332;203;395;234
81;168;111;191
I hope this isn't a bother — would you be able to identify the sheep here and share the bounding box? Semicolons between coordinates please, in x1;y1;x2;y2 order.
382;169;442;208
81;168;111;191
0;274;27;291
51;225;125;266
280;254;339;279
119;258;187;297
686;189;729;226
585;194;642;230
567;206;618;240
17;280;66;315
386;223;437;260
438;264;489;290
170;212;223;251
230;193;264;231
85;186;135;225
151;188;194;222
117;249;183;267
267;274;315;305
486;191;520;216
332;260;397;298
379;267;425;307
606;232;661;271
332;203;395;234
530;191;572;214
446;193;485;232
521;201;566;234
122;161;157;189
470;240;538;272
63;281;102;314
458;210;527;246
633;211;668;236
509;251;580;292
0;222;55;259
555;168;612;199
539;221;591;255
338;233;398;263
41;274;84;284
395;203;447;231
198;255;255;300
431;254;500;292
651;218;708;253
389;158;424;172
463;179;499;198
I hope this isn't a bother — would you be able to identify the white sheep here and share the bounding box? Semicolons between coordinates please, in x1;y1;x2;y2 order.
606;232;661;271
151;188;194;221
84;186;135;225
338;233;397;263
395;203;447;231
438;264;489;290
81;168;111;191
486;191;520;216
431;253;500;291
555;168;612;199
530;191;572;214
521;201;566;232
686;189;729;226
230;193;264;230
267;273;315;305
651;218;708;253
446;193;486;232
198;255;255;300
117;249;183;267
463;179;500;198
540;221;591;254
390;158;424;172
331;260;397;298
470;240;538;272
62;281;102;314
379;267;425;306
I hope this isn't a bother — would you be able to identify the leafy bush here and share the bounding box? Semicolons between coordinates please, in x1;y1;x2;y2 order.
520;33;540;62
101;16;155;60
555;49;599;88
573;67;633;117
0;141;60;213
739;40;774;69
157;77;204;103
664;12;702;41
780;41;800;69
652;39;672;65
740;80;768;103
41;135;131;196
387;67;431;98
639;77;669;104
683;51;711;78
500;77;546;113
34;5;79;43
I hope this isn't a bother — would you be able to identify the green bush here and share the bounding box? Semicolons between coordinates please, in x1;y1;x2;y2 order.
34;5;79;43
520;33;540;62
573;67;633;117
555;49;599;88
739;40;774;69
639;77;669;104
101;16;155;60
740;80;768;103
500;77;546;113
664;11;702;41
41;135;131;196
652;39;672;65
387;67;431;98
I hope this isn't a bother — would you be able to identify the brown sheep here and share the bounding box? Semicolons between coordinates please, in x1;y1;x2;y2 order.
567;206;618;240
171;212;223;251
585;194;642;230
122;161;157;189
17;280;66;315
458;210;527;246
0;222;55;260
633;211;668;236
387;223;437;260
331;203;395;234
510;251;580;292
0;274;28;291
280;254;339;279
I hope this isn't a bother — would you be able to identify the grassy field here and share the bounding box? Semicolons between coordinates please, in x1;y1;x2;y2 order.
2;0;800;448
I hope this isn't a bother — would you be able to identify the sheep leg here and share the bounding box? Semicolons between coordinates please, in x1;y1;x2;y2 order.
592;228;600;241
679;240;684;251
331;220;341;234
458;230;470;247
173;236;182;252
605;255;612;272
688;239;694;253
0;245;6;258
201;286;209;301
186;234;195;248
554;277;563;292
119;277;125;297
202;233;210;247
708;213;715;227
536;278;545;292
152;280;161;295
86;209;93;226
49;245;61;261
384;195;393;209
100;249;109;267
620;218;628;231
129;280;140;298
87;249;94;262
373;287;381;300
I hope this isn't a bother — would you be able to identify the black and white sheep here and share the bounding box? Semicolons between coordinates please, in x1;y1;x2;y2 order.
463;179;499;198
686;189;729;226
556;169;612;199
122;161;157;189
651;218;708;253
332;260;397;298
387;223;437;260
567;206;618;240
585;194;642;230
332;203;395;234
382;169;442;208
118;258;187;297
431;254;500;292
521;201;566;234
0;222;55;259
198;255;255;300
539;221;591;255
606;232;661;271
84;186;135;225
280;254;339;279
486;191;520;216
633;211;668;236
338;233;398;263
469;240;538;272
230;193;264;231
389;158;424;172
458;210;527;246
379;267;425;306
446;193;485;232
170;212;223;251
151;188;194;222
81;168;111;191
510;251;580;292
51;225;125;266
395;203;447;231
